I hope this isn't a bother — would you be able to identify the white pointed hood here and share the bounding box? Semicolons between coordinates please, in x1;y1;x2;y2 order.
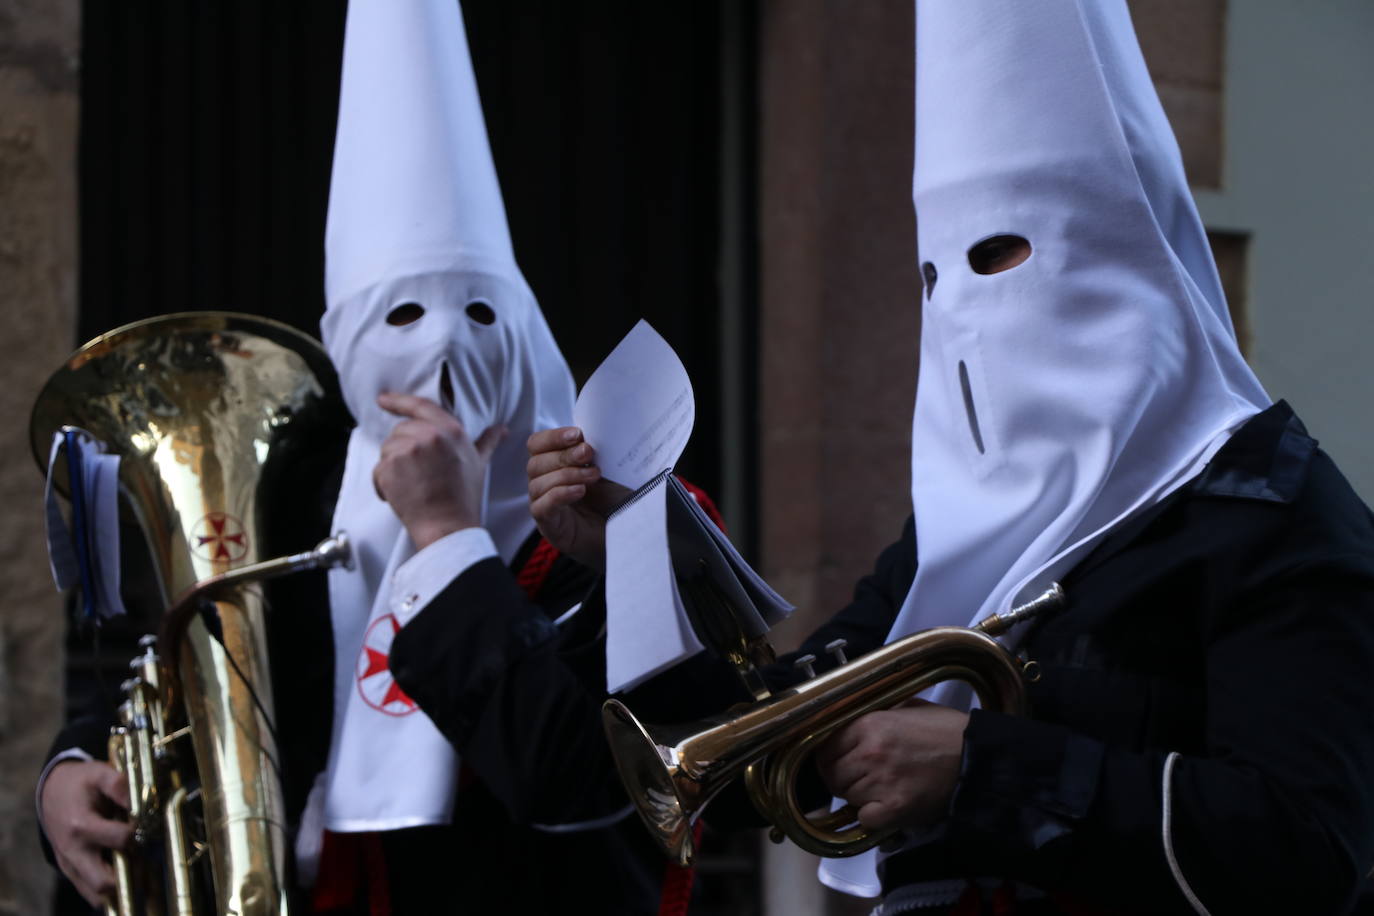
822;0;1269;899
892;0;1268;642
316;0;575;834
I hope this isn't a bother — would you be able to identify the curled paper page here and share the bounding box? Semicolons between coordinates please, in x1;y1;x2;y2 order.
604;472;704;693
572;320;694;490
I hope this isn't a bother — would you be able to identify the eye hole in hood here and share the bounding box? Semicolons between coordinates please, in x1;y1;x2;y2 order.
967;234;1031;275
465;301;496;325
386;302;425;326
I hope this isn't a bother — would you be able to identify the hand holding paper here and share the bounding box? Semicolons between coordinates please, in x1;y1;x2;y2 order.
571;321;792;692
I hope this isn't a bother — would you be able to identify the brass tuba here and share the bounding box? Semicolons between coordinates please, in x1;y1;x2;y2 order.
30;312;354;915
602;584;1064;866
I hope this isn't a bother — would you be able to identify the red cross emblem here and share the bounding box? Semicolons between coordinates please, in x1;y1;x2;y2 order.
355;614;418;716
191;513;249;562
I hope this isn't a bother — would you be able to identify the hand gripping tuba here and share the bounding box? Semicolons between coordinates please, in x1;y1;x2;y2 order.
31;312;354;916
602;584;1064;866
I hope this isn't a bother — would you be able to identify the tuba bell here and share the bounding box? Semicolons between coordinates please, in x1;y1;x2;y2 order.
31;312;354;915
602;584;1064;866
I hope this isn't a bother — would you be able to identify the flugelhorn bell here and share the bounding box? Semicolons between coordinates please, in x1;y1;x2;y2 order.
603;584;1064;866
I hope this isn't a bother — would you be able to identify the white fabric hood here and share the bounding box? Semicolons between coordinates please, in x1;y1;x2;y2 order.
822;0;1269;900
892;0;1269;642
316;0;575;833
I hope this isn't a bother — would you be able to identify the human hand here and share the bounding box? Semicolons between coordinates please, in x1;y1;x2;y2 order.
526;427;631;570
373;392;506;550
814;699;968;831
40;759;133;908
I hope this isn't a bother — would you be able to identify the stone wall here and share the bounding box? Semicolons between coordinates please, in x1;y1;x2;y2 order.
757;0;918;650
0;0;78;912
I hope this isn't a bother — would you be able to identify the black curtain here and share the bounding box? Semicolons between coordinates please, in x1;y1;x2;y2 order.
78;0;746;497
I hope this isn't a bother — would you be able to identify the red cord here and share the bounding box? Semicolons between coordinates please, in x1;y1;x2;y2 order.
515;536;560;599
656;822;704;916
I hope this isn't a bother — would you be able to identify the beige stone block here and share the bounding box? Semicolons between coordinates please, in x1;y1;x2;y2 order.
1130;0;1226;187
759;0;918;645
1157;82;1224;188
0;1;79;911
1129;0;1226;89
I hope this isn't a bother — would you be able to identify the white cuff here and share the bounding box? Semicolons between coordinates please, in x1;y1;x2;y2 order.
390;527;499;626
35;748;96;839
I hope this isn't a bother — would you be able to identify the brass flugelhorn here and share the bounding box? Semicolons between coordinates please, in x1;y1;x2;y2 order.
31;312;353;915
602;584;1064;866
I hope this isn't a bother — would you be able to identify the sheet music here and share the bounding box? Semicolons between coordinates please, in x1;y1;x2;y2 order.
572;320;694;490
605;472;703;692
580;320;793;691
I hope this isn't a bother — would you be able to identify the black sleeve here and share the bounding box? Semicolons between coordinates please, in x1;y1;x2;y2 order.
388;554;633;826
938;559;1374;912
38;715;116;868
934;458;1374;916
389;517;919;831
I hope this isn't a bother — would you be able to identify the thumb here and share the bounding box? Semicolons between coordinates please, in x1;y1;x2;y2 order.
473;424;508;463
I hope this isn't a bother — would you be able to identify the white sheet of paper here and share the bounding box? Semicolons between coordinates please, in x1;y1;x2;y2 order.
604;474;704;693
573;320;695;489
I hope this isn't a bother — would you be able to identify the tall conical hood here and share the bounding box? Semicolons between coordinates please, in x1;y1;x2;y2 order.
316;0;575;837
823;3;1268;898
325;0;514;305
888;0;1269;644
913;0;1233;323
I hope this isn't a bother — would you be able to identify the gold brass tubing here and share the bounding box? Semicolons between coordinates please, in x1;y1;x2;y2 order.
27;313;350;915
602;581;1065;866
107;730;136;916
163;786;195;916
127;687;158;828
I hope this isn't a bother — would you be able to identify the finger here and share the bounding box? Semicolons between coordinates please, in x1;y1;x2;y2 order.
528;465;601;503
814;720;865;768
95;763;130;811
473;424;508;463
530;484;587;522
526;442;597;481
79;813;134;852
527;426;582;458
378;423;437;460
856;799;899;832
64;848;117;908
817;748;873;798
380;416;465;452
377;392;458;426
372;465;389;502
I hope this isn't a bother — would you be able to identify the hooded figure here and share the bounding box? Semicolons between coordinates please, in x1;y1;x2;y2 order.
891;0;1266;663
808;0;1374;909
317;0;574;836
825;0;1266;899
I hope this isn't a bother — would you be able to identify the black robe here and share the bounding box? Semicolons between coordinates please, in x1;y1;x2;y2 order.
752;401;1374;915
